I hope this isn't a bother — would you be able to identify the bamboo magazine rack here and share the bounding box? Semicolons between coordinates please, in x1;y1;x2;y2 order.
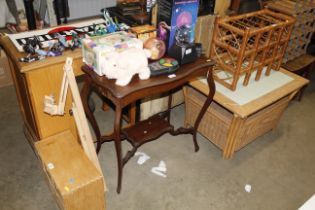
210;9;295;90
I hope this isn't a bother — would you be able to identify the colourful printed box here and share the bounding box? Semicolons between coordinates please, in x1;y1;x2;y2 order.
82;31;143;76
157;0;199;51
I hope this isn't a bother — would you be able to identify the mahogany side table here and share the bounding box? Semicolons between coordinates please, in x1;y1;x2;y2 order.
80;58;216;193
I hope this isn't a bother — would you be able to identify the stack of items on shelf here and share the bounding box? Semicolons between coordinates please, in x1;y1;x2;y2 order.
210;9;295;90
266;0;315;63
117;0;142;16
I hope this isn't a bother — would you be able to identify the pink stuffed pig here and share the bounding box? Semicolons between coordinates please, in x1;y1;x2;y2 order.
102;48;151;86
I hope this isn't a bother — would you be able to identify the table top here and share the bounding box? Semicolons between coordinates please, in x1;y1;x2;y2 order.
189;68;309;118
82;57;215;107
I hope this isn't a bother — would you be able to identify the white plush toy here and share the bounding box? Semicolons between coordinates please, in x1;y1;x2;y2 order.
102;48;151;86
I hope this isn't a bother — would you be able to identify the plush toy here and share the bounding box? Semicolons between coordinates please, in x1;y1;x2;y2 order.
102;48;151;86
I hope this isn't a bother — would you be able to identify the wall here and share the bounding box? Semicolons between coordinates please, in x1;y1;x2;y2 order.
68;0;116;19
15;0;116;21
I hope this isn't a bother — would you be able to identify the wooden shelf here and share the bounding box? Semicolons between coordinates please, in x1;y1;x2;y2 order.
122;114;173;147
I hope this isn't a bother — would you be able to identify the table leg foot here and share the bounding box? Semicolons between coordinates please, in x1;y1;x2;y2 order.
193;133;199;152
96;141;102;154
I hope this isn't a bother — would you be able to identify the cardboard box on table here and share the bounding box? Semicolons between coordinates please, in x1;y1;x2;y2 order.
35;130;106;210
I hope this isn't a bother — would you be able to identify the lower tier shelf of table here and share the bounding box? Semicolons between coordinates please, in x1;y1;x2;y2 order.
122;113;174;148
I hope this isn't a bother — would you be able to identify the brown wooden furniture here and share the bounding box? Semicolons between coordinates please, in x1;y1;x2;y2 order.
0;35;107;209
281;54;315;101
266;0;315;63
195;14;216;58
0;33;140;145
185;68;309;159
80;58;216;193
211;9;295;90
0;35;84;143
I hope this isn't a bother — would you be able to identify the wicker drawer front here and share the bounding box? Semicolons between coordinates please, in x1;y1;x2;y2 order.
184;86;232;150
235;95;291;151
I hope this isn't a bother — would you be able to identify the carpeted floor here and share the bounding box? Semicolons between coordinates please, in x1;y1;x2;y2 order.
0;72;315;210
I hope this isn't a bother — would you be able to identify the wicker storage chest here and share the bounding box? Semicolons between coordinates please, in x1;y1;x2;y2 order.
184;86;291;153
211;9;295;90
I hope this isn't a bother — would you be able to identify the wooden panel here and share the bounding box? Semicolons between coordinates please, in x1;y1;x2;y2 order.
0;35;84;140
25;57;83;139
195;15;216;58
282;54;315;72
35;130;105;210
6;52;40;138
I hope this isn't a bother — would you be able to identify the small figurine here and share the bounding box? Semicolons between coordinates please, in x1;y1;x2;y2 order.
92;23;107;36
103;9;118;33
158;22;170;42
22;36;42;55
20;36;47;62
48;42;64;56
118;22;130;31
55;34;69;48
35;49;48;56
70;33;83;50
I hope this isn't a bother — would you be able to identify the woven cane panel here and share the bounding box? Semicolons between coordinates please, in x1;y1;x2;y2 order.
184;86;231;150
234;95;291;151
184;86;291;152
